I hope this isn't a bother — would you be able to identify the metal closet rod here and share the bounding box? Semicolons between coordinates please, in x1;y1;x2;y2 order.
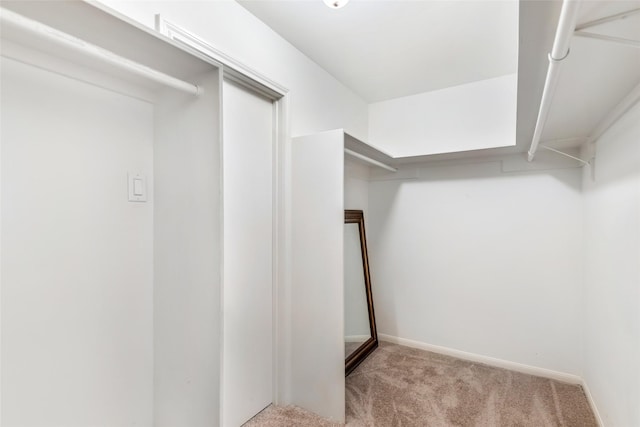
529;4;640;162
528;0;582;162
1;8;202;96
344;148;397;172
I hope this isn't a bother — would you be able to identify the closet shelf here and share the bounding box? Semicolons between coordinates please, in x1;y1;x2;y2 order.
0;8;202;95
0;1;217;98
344;133;397;172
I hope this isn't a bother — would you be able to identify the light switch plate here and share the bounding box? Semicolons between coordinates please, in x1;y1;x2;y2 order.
128;173;147;202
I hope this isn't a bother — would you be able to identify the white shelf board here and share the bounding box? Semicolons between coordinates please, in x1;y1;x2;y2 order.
0;1;215;96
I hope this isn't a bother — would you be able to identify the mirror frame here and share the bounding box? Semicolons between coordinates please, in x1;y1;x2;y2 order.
345;209;378;376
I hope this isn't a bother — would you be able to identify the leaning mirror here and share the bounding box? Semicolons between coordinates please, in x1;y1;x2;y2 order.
344;210;378;376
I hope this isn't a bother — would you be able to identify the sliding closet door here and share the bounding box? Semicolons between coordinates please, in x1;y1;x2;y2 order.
221;79;274;427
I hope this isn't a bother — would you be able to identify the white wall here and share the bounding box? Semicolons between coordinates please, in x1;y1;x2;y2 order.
1;57;154;426
367;162;584;375
368;74;517;157
582;102;640;427
98;0;369;141
344;159;370;213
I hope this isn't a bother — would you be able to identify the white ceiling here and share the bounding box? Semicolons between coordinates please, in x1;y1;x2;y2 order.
237;0;519;102
238;0;639;161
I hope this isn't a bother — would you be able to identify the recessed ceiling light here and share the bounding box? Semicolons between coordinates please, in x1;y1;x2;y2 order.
323;0;349;9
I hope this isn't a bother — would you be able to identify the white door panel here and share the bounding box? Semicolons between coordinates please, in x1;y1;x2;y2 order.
221;80;274;427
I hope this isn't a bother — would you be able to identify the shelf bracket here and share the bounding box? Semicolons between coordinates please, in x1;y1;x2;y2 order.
540;144;590;167
575;8;640;31
574;31;640;48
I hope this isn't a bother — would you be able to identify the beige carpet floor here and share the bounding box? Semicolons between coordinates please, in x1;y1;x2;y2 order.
245;342;598;426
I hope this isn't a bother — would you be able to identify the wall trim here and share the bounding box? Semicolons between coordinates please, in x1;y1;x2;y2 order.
378;334;583;384
155;15;288;99
580;378;605;427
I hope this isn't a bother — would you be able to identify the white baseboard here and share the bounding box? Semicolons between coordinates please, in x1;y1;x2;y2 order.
378;334;582;384
580;379;605;427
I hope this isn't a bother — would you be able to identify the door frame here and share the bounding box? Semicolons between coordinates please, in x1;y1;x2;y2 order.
156;14;292;419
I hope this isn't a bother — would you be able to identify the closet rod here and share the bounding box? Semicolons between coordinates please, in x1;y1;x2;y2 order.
344;149;397;172
528;0;582;162
0;8;202;96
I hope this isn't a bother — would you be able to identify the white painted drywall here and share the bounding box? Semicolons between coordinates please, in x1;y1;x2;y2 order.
582;102;640;427
221;80;274;427
291;130;345;422
367;162;584;375
153;71;221;427
1;57;154;426
344;159;370;213
368;74;518;157
97;0;369;141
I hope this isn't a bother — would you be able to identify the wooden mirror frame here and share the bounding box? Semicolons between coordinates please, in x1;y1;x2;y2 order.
345;210;378;376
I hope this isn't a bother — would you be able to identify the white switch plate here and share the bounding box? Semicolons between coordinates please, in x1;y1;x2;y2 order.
128;173;147;202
